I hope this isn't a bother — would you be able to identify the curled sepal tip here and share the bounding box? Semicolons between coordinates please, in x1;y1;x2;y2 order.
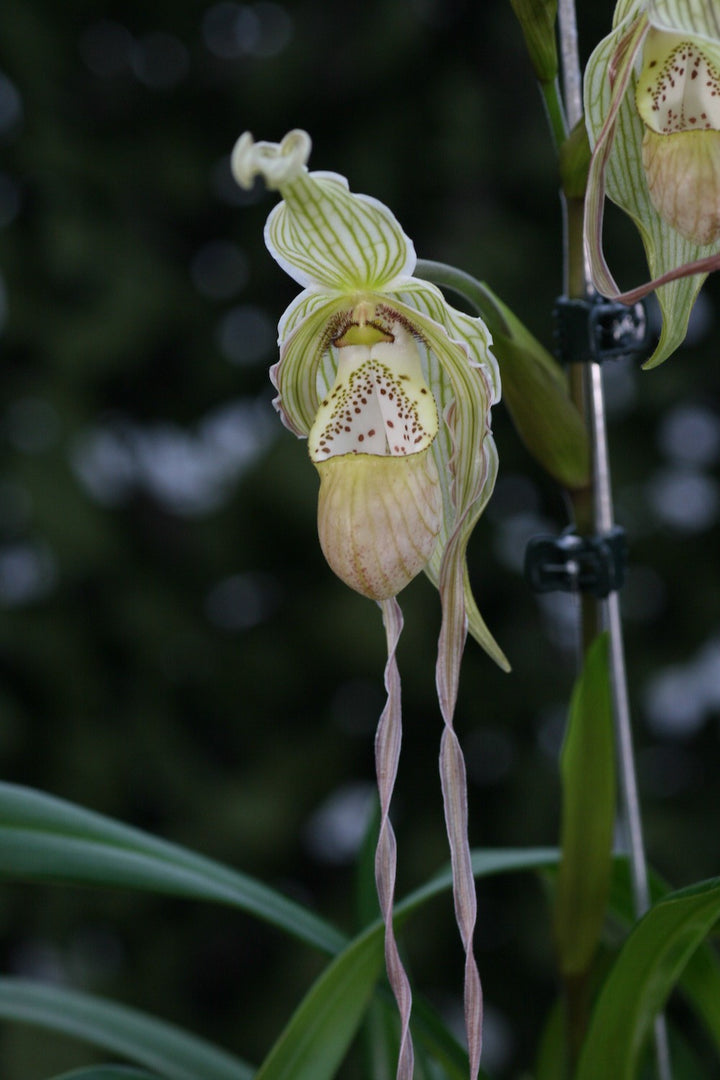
231;129;311;190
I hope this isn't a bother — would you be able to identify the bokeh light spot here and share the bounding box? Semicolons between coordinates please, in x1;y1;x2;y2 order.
647;468;719;533
303;782;375;864
216;304;276;366
131;32;190;90
0;73;23;137
191;241;249;300
79;20;134;77
202;2;293;59
204;571;282;631
0;543;56;608
658;403;720;468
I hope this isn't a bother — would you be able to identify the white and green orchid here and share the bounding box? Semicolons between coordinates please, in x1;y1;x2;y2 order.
584;0;720;366
232;129;507;1080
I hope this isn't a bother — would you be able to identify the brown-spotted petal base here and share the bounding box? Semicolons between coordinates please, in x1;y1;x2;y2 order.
315;449;442;601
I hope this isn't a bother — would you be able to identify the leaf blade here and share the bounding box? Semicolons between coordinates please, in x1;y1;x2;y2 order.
48;1069;160;1080
576;877;720;1080
254;924;385;1080
0;782;344;955
554;632;615;976
0;978;253;1080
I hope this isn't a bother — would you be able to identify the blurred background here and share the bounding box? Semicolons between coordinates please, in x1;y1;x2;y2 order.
0;0;719;1076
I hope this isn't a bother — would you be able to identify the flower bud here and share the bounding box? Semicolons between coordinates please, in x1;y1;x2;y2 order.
510;0;558;83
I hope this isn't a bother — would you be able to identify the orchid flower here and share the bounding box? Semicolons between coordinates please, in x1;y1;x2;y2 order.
584;0;720;366
232;129;507;1080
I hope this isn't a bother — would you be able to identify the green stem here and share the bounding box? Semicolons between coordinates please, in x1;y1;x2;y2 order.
413;259;511;338
540;77;569;149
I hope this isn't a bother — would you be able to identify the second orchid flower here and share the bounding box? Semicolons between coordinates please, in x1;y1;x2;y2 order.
584;0;720;366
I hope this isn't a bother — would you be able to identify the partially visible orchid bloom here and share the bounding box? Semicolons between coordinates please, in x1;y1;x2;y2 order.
232;130;507;1080
584;0;720;366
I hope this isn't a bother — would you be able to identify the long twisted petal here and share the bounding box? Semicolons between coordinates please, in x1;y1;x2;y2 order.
375;598;413;1080
439;725;483;1079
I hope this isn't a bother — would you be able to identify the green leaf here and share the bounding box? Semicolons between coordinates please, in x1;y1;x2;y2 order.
559;119;591;199
535;997;567;1080
606;857;720;1056
0;977;253;1080
554;632;615;976
255;923;384;1080
510;0;558;82
255;921;494;1080
408;995;470;1080
491;330;589;491
0;782;560;963
257;847;560;1080
48;1069;160;1080
671;928;720;1057
576;877;720;1080
0;781;561;1080
0;782;344;955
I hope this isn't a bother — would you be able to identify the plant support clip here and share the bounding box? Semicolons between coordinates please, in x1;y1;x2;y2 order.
554;294;651;365
524;526;627;598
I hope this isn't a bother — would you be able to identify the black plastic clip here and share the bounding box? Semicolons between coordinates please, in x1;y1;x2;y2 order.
524;526;627;598
554;295;651;366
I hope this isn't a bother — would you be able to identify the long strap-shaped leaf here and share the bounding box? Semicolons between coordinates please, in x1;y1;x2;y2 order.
49;1069;159;1080
576;876;720;1080
0;782;344;955
0;978;253;1080
255;921;385;1080
0;850;560;1080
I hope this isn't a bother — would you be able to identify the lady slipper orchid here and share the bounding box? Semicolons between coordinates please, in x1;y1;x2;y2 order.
232;129;507;1080
584;0;720;366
